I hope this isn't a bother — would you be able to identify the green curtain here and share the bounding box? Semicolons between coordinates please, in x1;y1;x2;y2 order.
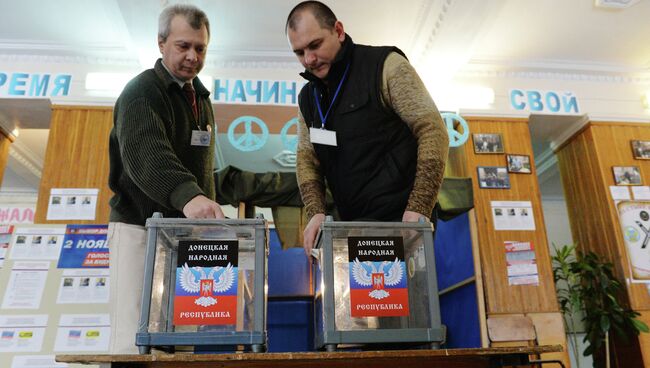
214;166;473;248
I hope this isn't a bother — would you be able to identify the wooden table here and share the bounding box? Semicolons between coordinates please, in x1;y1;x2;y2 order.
57;345;564;368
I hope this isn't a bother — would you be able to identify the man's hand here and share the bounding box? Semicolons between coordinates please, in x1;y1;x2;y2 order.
402;210;427;222
303;213;325;257
182;195;225;219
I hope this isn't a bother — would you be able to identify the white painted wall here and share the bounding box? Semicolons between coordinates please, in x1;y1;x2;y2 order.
541;198;575;251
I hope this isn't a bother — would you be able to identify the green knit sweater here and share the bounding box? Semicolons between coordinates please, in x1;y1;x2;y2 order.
108;59;216;225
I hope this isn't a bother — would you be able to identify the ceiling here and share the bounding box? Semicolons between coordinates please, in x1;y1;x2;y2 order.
0;0;649;198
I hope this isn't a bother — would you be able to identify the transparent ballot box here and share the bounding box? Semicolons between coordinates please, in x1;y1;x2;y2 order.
313;218;445;351
136;214;268;353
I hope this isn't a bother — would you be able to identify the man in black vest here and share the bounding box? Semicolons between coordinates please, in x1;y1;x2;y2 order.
286;1;449;255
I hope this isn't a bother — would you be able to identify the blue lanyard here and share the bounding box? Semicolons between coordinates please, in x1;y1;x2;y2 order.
314;63;350;129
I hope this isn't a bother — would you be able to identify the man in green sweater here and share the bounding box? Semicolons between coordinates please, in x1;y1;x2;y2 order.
107;4;223;353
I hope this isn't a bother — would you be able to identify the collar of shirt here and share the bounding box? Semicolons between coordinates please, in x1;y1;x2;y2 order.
160;60;194;88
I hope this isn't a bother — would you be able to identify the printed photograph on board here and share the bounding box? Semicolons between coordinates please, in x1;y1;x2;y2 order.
631;140;650;160
507;154;532;174
472;133;504;154
477;166;510;189
613;166;642;186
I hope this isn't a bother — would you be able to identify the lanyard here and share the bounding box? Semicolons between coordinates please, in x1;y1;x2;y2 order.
314;63;350;129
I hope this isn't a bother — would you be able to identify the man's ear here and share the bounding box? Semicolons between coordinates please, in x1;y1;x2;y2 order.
334;21;345;42
158;37;165;53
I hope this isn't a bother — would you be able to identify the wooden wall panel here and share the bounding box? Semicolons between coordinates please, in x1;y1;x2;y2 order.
557;122;650;310
0;131;12;185
591;123;650;309
527;312;570;366
460;118;558;314
557;121;650;367
639;311;650;366
34;106;113;224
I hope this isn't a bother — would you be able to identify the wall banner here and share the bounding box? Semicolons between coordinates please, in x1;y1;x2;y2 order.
617;201;650;283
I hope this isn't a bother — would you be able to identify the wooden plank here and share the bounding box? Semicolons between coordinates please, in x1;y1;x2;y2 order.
0;131;12;185
461;118;558;314
590;124;650;309
527;312;571;368
556;121;650;367
557;123;650;308
487;315;536;342
238;202;246;219
57;345;564;368
34;106;113;224
468;209;489;347
638;311;650;366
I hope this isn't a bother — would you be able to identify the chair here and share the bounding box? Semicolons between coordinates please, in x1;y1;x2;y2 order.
487;316;566;368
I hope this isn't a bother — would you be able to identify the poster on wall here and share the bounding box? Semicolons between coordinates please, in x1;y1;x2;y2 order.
617;201;650;282
491;201;536;231
57;225;109;269
0;314;47;353
0;225;13;268
632;186;650;200
173;240;239;326
9;226;65;261
1;261;49;310
504;241;539;286
0;205;35;224
610;185;631;201
53;314;110;352
56;269;109;304
348;236;410;317
46;188;98;221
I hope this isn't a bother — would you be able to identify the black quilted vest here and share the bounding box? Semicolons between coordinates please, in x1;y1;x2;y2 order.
298;42;417;221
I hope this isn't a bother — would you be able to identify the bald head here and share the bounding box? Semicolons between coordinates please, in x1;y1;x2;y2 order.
286;1;337;33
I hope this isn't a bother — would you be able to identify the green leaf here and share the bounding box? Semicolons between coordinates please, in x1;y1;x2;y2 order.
632;318;650;333
600;315;611;332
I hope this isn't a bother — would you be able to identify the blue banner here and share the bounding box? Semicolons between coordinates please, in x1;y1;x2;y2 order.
57;225;109;269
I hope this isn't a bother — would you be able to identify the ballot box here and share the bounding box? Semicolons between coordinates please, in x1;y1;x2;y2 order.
136;214;269;353
313;218;445;351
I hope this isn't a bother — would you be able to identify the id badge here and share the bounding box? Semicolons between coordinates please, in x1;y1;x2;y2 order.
309;127;337;146
191;130;211;146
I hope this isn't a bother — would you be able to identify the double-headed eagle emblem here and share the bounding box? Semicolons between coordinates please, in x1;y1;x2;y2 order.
178;263;235;307
351;257;403;300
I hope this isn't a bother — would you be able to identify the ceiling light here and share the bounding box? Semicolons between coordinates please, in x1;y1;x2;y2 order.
594;0;641;9
428;84;495;111
85;72;135;95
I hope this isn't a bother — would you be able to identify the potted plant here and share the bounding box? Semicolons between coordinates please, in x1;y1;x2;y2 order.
551;244;648;368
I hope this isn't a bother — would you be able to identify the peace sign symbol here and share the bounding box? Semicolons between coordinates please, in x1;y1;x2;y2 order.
280;117;299;153
441;112;470;147
227;116;269;152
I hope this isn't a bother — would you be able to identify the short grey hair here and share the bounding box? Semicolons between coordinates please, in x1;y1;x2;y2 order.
158;4;210;42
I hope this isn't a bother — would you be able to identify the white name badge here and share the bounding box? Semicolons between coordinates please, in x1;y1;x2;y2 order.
310;127;337;146
191;130;212;146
